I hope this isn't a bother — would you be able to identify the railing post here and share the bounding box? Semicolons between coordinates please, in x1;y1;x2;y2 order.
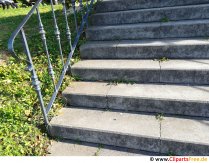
86;0;89;9
8;0;95;120
71;0;78;34
53;0;58;5
86;0;89;27
50;0;65;66
36;8;57;91
62;0;73;51
20;28;49;125
79;0;84;19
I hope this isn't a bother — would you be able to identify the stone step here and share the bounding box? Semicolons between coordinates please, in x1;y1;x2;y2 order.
49;107;209;155
95;0;209;13
71;59;209;85
62;82;209;117
80;39;209;59
91;4;209;26
86;19;209;41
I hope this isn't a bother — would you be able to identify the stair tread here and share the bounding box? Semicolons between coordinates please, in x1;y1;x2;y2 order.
72;59;209;70
160;60;209;70
161;116;209;144
63;81;209;102
51;107;160;138
50;107;209;146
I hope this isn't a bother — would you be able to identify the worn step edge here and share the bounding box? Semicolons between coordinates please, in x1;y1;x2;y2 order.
49;107;209;155
62;82;209;117
80;39;209;59
91;4;209;26
95;0;209;13
86;19;209;41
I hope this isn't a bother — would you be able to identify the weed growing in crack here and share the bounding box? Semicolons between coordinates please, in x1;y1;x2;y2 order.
161;17;170;23
153;57;169;62
94;144;104;156
168;151;176;156
107;79;135;86
155;113;164;122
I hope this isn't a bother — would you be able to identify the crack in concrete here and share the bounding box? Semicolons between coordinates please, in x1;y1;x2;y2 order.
159;121;162;154
159;60;162;83
115;40;121;58
106;84;112;110
155;115;163;154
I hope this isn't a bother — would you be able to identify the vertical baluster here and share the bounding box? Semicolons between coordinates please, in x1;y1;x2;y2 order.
86;0;89;9
20;28;49;125
86;0;89;27
36;8;56;91
79;0;84;19
50;0;64;66
53;0;58;5
71;0;78;34
62;0;73;52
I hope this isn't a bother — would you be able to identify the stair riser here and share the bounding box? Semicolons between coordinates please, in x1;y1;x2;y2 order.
86;22;209;41
92;5;209;26
95;0;209;13
64;94;107;109
161;140;209;156
50;125;160;153
160;70;209;85
71;68;209;85
72;69;160;83
81;44;209;59
109;97;209;117
49;125;209;156
63;94;209;118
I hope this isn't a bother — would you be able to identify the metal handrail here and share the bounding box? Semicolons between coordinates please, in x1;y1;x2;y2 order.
8;0;95;126
8;0;42;59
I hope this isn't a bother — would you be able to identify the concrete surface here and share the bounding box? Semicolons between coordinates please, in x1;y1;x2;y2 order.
50;107;161;153
72;59;160;83
161;116;209;155
50;0;209;156
86;20;209;41
49;107;209;155
80;39;209;59
95;0;209;13
92;4;209;26
48;139;158;156
72;59;209;85
63;81;209;117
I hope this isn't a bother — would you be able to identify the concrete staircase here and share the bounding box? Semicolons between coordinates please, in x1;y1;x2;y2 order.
49;0;209;155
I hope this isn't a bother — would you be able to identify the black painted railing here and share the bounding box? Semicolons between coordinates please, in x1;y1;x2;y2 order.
8;0;94;125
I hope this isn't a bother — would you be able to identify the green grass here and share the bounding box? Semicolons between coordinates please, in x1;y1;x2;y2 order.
0;4;86;155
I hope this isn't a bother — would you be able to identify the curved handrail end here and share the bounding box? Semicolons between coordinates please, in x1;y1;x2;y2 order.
8;36;19;60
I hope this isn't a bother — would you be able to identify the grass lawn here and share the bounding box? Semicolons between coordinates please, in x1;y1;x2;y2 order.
0;4;85;155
